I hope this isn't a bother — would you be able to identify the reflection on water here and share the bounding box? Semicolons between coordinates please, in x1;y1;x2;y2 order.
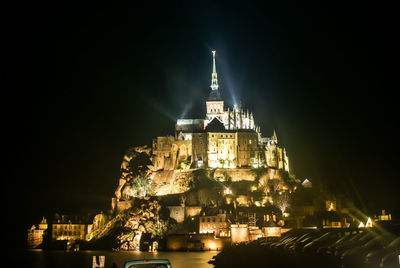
19;250;217;268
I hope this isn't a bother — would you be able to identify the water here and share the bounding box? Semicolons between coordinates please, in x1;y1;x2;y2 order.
18;250;217;268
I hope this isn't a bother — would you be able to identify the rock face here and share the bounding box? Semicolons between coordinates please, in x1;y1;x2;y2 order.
149;169;195;195
92;213;108;232
113;145;294;212
89;199;171;250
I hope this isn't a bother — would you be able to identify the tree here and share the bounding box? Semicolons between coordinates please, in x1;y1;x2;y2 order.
127;173;152;197
250;167;268;184
197;187;222;206
274;192;290;214
189;169;219;189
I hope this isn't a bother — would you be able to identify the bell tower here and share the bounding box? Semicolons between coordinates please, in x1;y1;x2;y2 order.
206;50;224;124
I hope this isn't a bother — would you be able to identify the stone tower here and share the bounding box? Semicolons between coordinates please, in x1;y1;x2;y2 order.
206;50;225;123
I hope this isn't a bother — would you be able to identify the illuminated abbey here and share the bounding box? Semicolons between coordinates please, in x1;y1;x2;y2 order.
113;51;293;203
152;51;290;172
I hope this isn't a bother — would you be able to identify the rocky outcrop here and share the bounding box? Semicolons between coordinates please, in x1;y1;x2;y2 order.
88;199;172;250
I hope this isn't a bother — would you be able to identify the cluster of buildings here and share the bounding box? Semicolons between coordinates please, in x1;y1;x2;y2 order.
151;51;290;172
27;215;92;249
166;204;288;251
113;50;293;207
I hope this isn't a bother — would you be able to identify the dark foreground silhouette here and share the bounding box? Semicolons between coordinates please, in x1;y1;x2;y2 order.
209;227;400;268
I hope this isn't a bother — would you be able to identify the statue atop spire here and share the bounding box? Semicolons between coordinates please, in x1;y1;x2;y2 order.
210;50;219;91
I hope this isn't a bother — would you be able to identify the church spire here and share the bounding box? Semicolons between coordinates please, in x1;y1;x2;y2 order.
273;130;278;143
210;50;219;91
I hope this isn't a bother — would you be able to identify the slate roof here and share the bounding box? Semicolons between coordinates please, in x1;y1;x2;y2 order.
207;90;222;101
205;117;225;132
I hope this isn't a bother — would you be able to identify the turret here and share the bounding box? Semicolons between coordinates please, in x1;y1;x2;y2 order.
273;130;278;144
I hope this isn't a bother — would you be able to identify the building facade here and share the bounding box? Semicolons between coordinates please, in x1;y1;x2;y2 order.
51;215;92;241
52;222;89;241
27;217;48;248
199;210;230;237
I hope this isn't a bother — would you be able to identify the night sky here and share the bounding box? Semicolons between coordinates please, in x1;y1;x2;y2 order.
7;1;397;246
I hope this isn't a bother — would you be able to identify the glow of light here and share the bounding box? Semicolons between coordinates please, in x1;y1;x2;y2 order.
209;154;217;161
179;100;193;119
212;52;237;107
156;188;169;196
358;222;365;228
145;97;176;122
283;212;290;218
365;217;373;228
208;242;217;250
209;162;217;168
224;188;232;195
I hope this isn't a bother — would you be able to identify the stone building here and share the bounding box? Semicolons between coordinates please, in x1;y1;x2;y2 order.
52;222;89;241
114;51;294;205
199;209;231;237
27;217;48;248
51;215;92;241
151;51;290;172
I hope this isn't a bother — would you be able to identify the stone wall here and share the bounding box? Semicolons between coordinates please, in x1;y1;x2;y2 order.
150;168;258;196
167;206;202;223
168;206;185;223
166;233;230;251
150;169;196;195
185;206;202;217
213;168;255;181
231;224;249;243
116;200;134;211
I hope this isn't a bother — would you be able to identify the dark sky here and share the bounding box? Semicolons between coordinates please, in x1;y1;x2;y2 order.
7;1;397;245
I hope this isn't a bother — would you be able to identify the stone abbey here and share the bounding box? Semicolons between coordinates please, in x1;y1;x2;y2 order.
152;51;290;172
114;51;293;203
